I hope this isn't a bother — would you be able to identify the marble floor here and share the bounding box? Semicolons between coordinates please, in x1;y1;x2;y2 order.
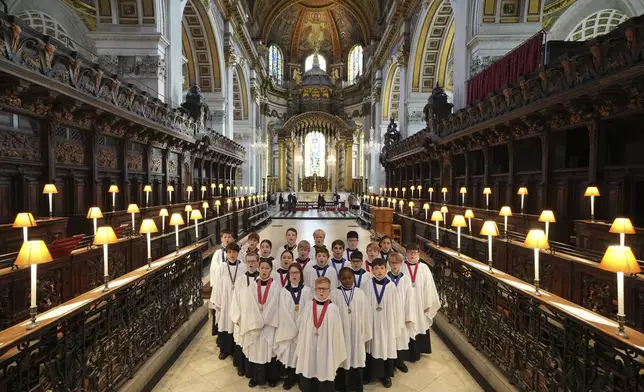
151;218;484;392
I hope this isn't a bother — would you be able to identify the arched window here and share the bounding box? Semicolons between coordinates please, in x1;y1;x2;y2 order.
305;54;327;72
566;9;627;41
268;45;283;82
16;10;76;50
304;132;326;177
348;45;363;83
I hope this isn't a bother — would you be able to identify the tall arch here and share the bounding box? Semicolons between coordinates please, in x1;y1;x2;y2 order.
182;0;223;92
382;63;400;121
410;0;454;93
232;65;249;121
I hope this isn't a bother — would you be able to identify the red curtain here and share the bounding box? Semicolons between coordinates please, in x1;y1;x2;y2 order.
466;31;544;105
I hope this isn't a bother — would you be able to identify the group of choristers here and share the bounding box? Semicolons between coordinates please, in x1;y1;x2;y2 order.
209;228;441;392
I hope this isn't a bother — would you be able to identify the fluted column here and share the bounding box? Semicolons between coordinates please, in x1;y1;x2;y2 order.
224;47;237;140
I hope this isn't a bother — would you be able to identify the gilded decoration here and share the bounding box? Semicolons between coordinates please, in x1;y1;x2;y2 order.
55;142;84;164
97;148;117;168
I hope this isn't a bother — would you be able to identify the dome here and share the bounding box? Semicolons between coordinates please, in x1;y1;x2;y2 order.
301;54;333;87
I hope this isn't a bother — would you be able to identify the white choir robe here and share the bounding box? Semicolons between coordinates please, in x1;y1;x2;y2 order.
406;262;441;336
364;276;405;360
351;269;373;291
388;273;418;351
230;279;296;365
275;267;291;288
213;261;246;334
278;285;313;368
330;287;372;369
304;264;338;289
232;272;259;344
329;258;348;278
295;299;347;382
208;247;227;308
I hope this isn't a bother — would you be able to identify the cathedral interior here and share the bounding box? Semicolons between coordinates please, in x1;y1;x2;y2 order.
1;0;644;391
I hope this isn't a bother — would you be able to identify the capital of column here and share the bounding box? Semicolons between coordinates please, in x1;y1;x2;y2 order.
396;45;409;69
224;46;238;68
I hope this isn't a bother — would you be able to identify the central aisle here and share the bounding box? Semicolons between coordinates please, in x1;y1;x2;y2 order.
152;218;484;392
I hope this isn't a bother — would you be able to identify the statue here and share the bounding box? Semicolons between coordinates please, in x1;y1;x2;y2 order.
292;68;302;85
384;117;401;147
331;68;340;85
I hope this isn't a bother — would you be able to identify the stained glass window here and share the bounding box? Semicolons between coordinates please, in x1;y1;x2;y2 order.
268;45;283;82
348;45;363;84
304;131;326;177
305;54;327;72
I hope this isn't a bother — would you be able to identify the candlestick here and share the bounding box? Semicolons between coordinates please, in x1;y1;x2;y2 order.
103;244;109;292
534;248;540;295
175;225;179;254
488;235;493;271
146;233;151;268
435;221;440;247
30;264;36;308
48;193;53;218
112;192;115;212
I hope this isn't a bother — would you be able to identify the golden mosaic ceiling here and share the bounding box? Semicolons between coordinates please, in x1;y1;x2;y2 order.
253;0;379;62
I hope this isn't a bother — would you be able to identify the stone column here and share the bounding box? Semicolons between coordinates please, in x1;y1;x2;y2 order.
337;141;345;192
224;47;237;140
286;140;294;192
345;140;353;193
396;45;409;138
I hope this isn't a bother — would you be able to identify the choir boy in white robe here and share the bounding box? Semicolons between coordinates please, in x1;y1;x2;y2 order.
210;229;234;336
365;242;381;273
330;240;348;277
387;253;417;373
345;231;360;261
331;267;372;392
310;229;326;260
295;277;347;392
405;244;441;361
230;258;296;388
282;227;298;253
364;258;404;388
259;239;275;264
276;249;294;287
212;242;246;360
240;232;260;262
379;235;395;263
296;240;312;270
232;252;260;376
348;251;372;290
304;246;338;289
279;263;313;390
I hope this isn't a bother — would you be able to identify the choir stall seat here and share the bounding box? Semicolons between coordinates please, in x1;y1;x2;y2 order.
391;224;402;244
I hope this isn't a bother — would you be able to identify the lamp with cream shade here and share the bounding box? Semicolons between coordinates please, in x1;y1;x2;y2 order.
388;187;392;197
441;187;448;203
184;204;193;225
234;186;238;196
417;185;422;198
394;187;399;198
584;186;600;221
499;206;512;237
200;185;207;199
226;185;231;196
241;196;246;208
43;184;58;218
169;213;184;254
159;208;169;234
483;187;492;210
459;187;467;206
93;226;119;292
610;218;636;247
211;183;216;197
14;240;53;329
227;198;232;210
431;211;444;246
538;210;556;244
429;187;434;202
600;245;641;338
452;215;468;256
410;186;416;198
392;199;397;210
87;207;103;236
202;201;209;219
218;183;223;196
215;200;221;215
524;229;550;296
480;221;500;272
423;203;430;221
464;209;475;234
127;204;140;236
167;185;175;204
13;213;37;243
397;199;403;212
440;205;449;223
186;185;193;201
191;209;203;240
409;201;415;216
387;198;391;208
108;185;119;212
235;197;240;209
517;187;528;214
402;187;406;199
143;185;152;207
139;219;158;269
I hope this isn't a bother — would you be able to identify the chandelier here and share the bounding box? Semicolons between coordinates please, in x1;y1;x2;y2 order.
365;127;382;155
251;140;268;152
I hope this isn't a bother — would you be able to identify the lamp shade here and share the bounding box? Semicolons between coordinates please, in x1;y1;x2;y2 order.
524;229;550;250
499;206;513;217
402;187;406;192
392;198;397;205
226;186;231;190
483;187;492;195
215;200;221;206
451;215;467;228
190;210;203;220
440;206;449;214
127;204;140;214
211;183;216;188
159;208;169;217
108;185;119;193
429;187;434;192
517;187;528;195
600;245;641;274
13;213;36;228
169;213;185;226
14;240;53;266
93;226;119;245
398;200;404;206
538;210;556;223
408;201;415;207
480;221;500;236
43;184;58;194
464;209;475;219
584;186;600;197
187;186;194;192
202;201;210;208
441;187;448;193
201;185;207;191
219;184;223;189
86;207;104;219
609;218;636;235
184;205;193;212
167;185;175;192
423;203;430;210
143;185;152;192
139;219;159;234
430;211;444;222
459;187;467;194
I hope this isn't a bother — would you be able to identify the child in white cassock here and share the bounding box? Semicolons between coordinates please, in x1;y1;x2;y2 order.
348;250;372;290
303;246;338;289
232;252;259;377
210;229;234;336
387;252;417;373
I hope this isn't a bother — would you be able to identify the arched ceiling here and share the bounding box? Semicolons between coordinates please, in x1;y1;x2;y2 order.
253;0;379;63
